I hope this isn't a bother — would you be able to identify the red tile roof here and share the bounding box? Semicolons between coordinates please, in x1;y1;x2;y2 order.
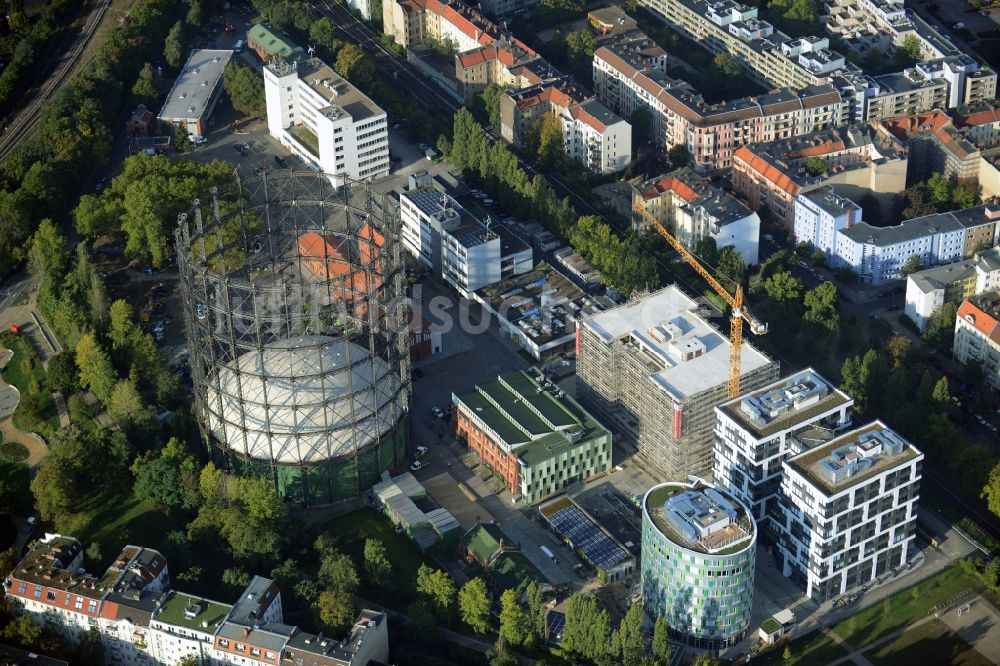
733;145;801;197
958;298;1000;343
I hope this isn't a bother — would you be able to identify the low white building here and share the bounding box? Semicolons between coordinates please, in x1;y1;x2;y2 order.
148;592;232;666
793;186;862;258
158;49;233;137
955;293;1000;391
637;168;760;265
775;422;922;602
264;57;389;182
714;369;854;528
904;248;1000;330
399;188;532;297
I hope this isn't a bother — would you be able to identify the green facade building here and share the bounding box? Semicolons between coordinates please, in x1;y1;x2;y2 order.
641;480;757;650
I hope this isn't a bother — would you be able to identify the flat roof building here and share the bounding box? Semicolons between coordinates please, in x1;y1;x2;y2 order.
905;248;1000;331
454;368;612;503
576;285;778;481
264;57;389;182
776;422;922;601
641;479;756;649
714;369;853;527
472;263;607;361
539;495;634;581
157;49;233;137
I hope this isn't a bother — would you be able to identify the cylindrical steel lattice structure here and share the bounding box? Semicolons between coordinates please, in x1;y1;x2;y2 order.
176;172;410;506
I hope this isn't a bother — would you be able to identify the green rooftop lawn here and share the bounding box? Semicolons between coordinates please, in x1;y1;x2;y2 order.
830;566;977;648
761;617;782;634
288;124;319;157
155;592;231;632
869;618;992;666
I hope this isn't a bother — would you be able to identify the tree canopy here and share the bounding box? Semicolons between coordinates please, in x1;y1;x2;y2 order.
224;62;266;117
459;578;491;634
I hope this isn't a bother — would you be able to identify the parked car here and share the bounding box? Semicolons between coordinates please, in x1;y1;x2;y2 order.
431;406;445;419
415;445;428;457
409;460;424;472
274;155;289;169
189;135;207;146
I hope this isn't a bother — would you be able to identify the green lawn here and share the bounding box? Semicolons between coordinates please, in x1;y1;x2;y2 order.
869;619;992;666
317;508;435;605
74;488;165;568
754;630;850;665
831;566;977;647
2;337;60;438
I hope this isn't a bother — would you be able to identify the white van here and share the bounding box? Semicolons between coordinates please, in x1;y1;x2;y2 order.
234;39;244;53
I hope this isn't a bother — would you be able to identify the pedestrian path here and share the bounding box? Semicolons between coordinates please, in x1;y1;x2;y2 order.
83;391;115;429
53;391;69;427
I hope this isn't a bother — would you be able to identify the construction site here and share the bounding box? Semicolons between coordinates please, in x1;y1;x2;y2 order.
175;171;411;506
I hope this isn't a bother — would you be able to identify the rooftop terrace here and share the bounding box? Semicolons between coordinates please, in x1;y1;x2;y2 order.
644;481;755;555
152;591;231;633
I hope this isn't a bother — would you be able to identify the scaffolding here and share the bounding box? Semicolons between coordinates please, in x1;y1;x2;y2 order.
175;171;411;506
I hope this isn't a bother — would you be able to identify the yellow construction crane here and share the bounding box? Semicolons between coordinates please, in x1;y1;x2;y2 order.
632;196;767;398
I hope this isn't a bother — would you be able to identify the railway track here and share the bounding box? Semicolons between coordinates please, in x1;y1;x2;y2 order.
0;0;109;161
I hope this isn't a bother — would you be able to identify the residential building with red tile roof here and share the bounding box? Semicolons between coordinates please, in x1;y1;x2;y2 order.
878;110;980;184
501;77;632;174
454;39;551;102
635;168;760;265
732;125;905;228
955;292;1000;391
593;29;846;172
383;0;503;52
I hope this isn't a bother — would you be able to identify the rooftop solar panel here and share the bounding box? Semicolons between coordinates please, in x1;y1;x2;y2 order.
547;505;629;570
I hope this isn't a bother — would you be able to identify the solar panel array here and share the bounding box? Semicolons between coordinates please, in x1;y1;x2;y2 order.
548;504;630;570
546;611;565;642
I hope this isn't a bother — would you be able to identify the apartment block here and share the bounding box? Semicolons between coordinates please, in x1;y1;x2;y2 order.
641;480;756;649
714;369;853;528
454;368;612;503
593;32;846;171
4;535;389;666
635;168;760;265
399;187;532;296
639;0;845;90
833;204;1000;285
879;110;980;185
954;293;1000;391
382;0;502;51
794;186;864;258
905;248;1000;330
732;125;905;228
454;40;551;102
264;57;389;182
500;77;632;174
775;423;922;601
576;285;779;481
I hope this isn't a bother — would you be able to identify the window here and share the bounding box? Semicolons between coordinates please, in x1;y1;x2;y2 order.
236;643;246;652
88;600;97;613
219;639;230;648
75;597;83;609
17;583;25;594
33;586;41;598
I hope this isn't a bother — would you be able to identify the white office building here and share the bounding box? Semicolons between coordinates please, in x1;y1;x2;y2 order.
264;57;389;182
793;186;863;258
775;422;922;602
714;369;853;528
399;188;532;297
904;248;1000;330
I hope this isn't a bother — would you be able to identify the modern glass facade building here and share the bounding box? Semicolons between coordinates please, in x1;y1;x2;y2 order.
641;480;757;650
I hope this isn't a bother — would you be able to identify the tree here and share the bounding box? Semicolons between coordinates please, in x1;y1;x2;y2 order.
783;645;792;662
319;551;360;593
984;558;1000;588
28;218;67;277
108;299;136;352
810;248;826;267
932;376;951;404
132;438;200;512
983;460;1000;518
416;564;456;617
489;637;520;666
537;113;566;171
566;30;597;59
611;601;647;666
108;379;146;425
46;351;78;394
803;281;839;332
223;62;266;117
900;255;921;277
562;593;611;662
652;616;670;665
896;34;922;67
886;334;910;368
695;237;719;267
763;270;803;304
805;156;827;176
309;17;336;48
131;63;159;109
525;581;546;641
315;589;355;632
692;653;719;666
164;21;186;69
335;44;375;87
75;333;117;404
363;538;391;584
185;0;204;25
668;144;690;167
73;195;117;238
713;52;741;76
717;246;746;285
459;578;492;634
178;656;200;666
222;567;251;594
499;588;530;647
